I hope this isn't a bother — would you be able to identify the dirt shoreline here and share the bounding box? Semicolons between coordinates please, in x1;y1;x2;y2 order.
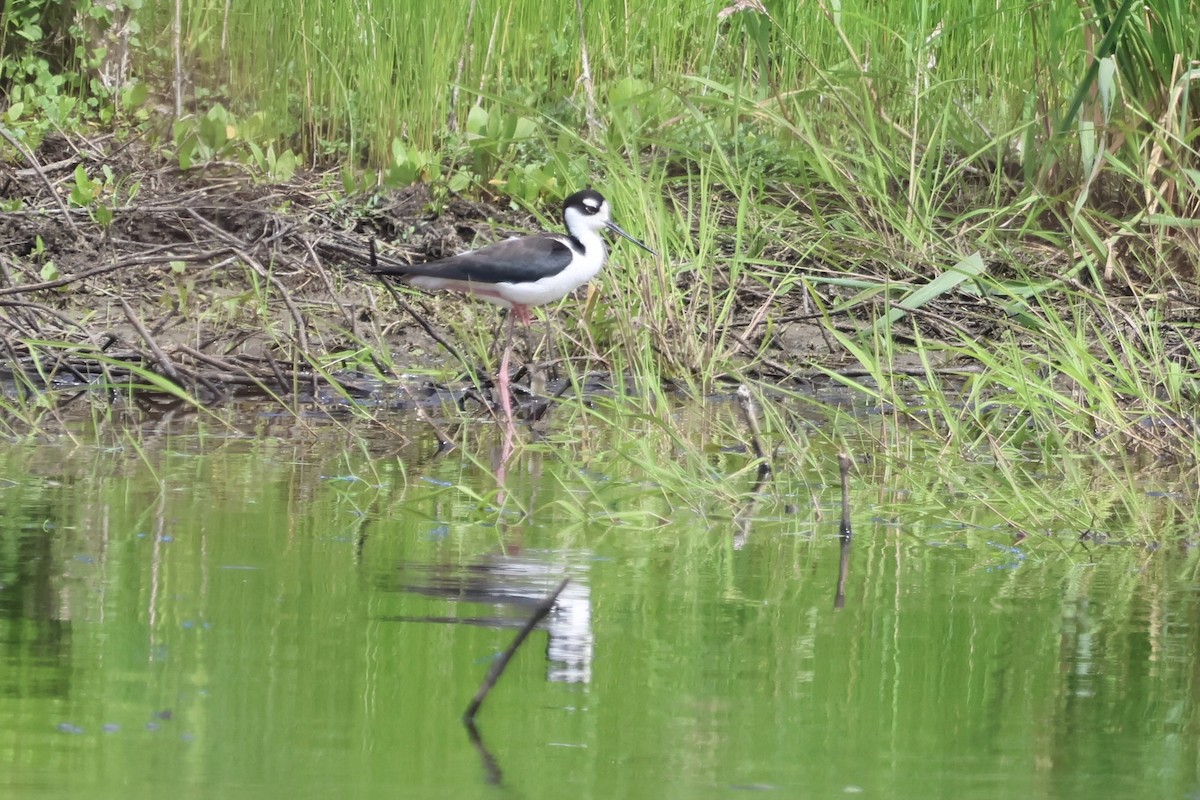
1;136;861;404
5;134;1187;411
0;137;537;398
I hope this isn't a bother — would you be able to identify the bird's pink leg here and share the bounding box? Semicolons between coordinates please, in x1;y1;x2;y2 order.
498;311;516;432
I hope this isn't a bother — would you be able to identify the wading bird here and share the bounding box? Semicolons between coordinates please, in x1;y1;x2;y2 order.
366;189;655;423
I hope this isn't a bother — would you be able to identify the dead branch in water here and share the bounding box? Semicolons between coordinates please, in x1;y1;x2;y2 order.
463;576;570;723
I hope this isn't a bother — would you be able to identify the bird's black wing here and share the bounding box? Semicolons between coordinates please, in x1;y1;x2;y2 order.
368;236;574;284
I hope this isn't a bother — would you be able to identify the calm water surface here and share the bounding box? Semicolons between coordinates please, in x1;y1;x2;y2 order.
1;404;1197;800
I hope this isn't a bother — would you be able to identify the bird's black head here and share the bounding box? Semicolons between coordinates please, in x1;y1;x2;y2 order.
559;187;655;255
562;189;606;222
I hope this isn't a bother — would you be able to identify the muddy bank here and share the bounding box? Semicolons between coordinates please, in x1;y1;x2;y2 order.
0;136;858;405
0;134;1150;407
0;137;549;399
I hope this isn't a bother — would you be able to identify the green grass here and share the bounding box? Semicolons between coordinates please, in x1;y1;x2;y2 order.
145;0;1078;165
3;0;1200;535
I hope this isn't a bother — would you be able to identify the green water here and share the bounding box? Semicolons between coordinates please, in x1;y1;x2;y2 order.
1;407;1197;800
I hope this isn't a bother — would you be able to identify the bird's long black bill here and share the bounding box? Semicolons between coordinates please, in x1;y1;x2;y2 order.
606;221;657;256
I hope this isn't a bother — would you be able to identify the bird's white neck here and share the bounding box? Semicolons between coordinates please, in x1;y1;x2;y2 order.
567;226;607;262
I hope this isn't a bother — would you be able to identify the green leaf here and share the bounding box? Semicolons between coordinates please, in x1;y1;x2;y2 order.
466;106;488;137
199;112;228;149
247;140;265;169
1079;119;1096;172
391;137;407;164
512;116;537;139
871;252;987;336
177;135;197;170
40;261;60;281
610;77;651;106
70;165;95;206
124;81;149;108
273;149;297;182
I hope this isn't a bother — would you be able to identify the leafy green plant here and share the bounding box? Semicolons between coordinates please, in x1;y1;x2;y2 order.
172;104;301;182
381;137;439;188
457;105;538;188
246;141;298;182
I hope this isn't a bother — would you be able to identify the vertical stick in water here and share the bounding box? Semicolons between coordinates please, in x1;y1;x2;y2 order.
463;577;571;723
736;385;772;480
834;452;853;609
838;452;853;540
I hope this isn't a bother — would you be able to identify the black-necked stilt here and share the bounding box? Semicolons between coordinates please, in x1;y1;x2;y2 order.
368;189;655;422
